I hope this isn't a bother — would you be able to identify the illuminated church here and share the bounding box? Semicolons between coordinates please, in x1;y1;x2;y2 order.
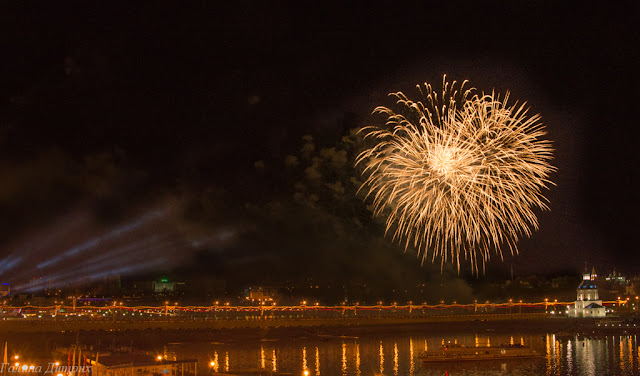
568;267;606;318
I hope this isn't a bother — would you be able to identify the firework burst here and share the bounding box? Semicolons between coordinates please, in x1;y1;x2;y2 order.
357;76;555;273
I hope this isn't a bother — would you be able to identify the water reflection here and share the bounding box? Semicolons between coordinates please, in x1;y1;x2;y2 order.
161;331;640;375
302;346;307;373
211;351;218;373
628;336;633;370
341;342;346;375
393;341;399;375
409;338;414;376
577;336;595;376
272;348;277;372
355;343;360;376
620;337;624;373
566;338;572;375
379;340;384;375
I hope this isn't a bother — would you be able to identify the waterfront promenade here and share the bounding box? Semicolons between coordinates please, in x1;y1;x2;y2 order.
0;312;552;332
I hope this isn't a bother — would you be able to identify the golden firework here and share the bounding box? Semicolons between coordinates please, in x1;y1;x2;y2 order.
357;75;555;273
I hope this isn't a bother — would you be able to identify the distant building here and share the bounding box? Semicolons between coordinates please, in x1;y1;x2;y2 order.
125;279;154;296
0;283;9;297
152;278;176;293
89;353;197;376
605;269;627;285
245;286;279;302
568;268;606;318
626;284;636;296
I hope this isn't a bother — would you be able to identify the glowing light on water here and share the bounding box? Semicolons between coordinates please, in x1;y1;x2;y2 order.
554;335;560;372
357;75;555;272
567;338;573;374
628;337;633;370
260;345;265;369
581;338;595;376
212;352;218;372
393;342;399;375
316;346;321;375
341;343;346;375
379;341;384;375
272;349;277;372
545;334;551;373
620;337;625;373
224;352;229;372
409;338;414;376
355;343;360;376
302;347;307;373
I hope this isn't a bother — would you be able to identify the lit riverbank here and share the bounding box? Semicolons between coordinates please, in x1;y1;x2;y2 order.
0;315;633;367
1;313;561;333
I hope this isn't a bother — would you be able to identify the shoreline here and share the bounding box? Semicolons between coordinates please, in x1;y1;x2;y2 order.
1;313;550;333
0;314;627;337
0;315;621;339
0;315;634;357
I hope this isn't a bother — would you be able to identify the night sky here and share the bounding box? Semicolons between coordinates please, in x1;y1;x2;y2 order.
0;3;637;291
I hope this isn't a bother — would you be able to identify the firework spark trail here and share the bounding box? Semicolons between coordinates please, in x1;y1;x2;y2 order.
357;75;555;273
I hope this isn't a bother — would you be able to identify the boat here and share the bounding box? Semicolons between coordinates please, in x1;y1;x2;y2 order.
420;344;542;362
